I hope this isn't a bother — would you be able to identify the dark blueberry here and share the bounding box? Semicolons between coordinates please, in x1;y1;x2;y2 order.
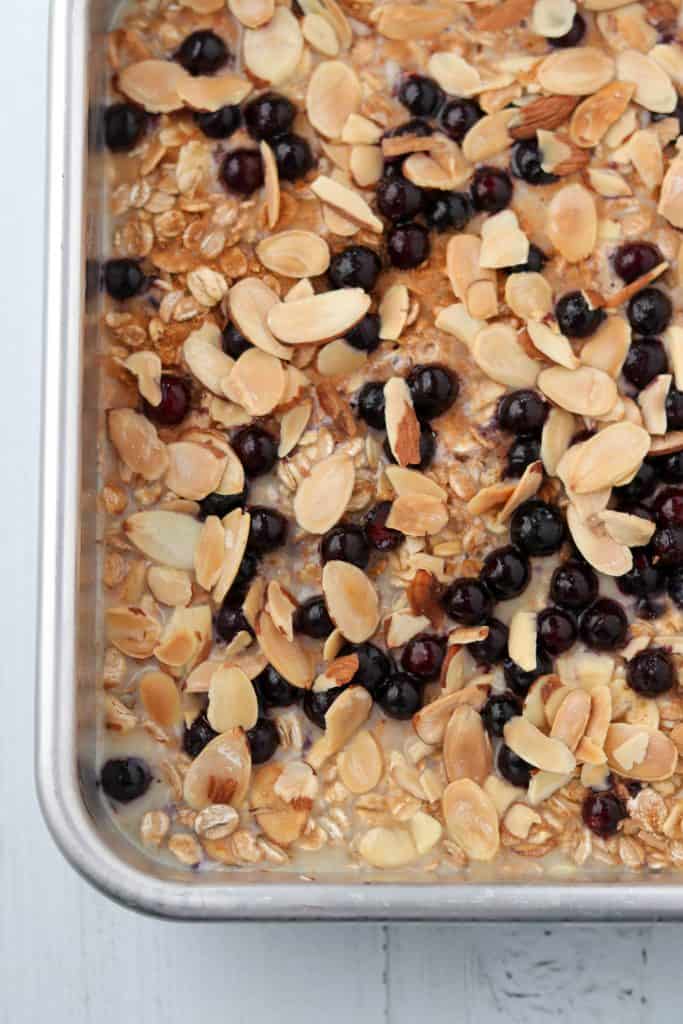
388;117;433;139
580;597;629;651
104;258;145;300
198;488;248;520
617;548;664;598
482;693;521;738
550;560;598;611
100;757;151;803
195;105;241;140
510;139;558;186
222;321;252;358
401;633;445;681
613;241;662;284
503;650;553;696
480;545;530;601
383;423;437;469
614;461;658;507
215;602;252;644
407;364;459;421
651;525;683;567
329;245;382;291
356;381;386;430
666;388;683;430
399;74;444;116
439;98;483;142
582;792;625;838
363;501;404;552
656;451;683;484
104;103;146;152
442;577;492;625
244;91;295;140
497;389;548;435
622;337;668;390
320;524;370;569
230;551;260;599
377;673;422;719
668;566;683;607
636;596;665;621
255;665;301;708
346;313;381;353
549;11;586;47
303;687;344;729
471;166;513;213
627;288;672;336
272;133;314;181
387;222;430;269
505;435;541;478
653;487;683;526
498;745;532;788
341;641;393;697
295;596;334;639
246;717;280;763
220;148;264;195
143;375;191;426
376;176;423;222
555;290;605;338
537;607;578;656
423;190;472;232
247;506;288;553
232;426;277;477
176;30;228;76
505;242;548;275
510;500;565;557
469;617;509;665
183;712;217;758
627;648;674;698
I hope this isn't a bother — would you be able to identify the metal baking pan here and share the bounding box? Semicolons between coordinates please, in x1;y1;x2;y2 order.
36;0;683;920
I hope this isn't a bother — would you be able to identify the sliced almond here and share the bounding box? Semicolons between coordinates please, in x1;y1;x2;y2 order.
261;140;280;231
442;779;500;862
338;730;383;794
294;453;355;534
467;482;515;516
350;145;383;188
527;320;579;369
443;706;492;785
588;167;632;197
124;351;162;406
566;504;633;576
194;515;225;591
183;729;251;810
531;0;577;38
386;612;432;648
569;81;634;148
228;277;291;360
164;441;225;501
479;210;529;270
413;685;489;745
265;581;297;643
537;47;615;96
435;303;485;346
184;328;235;394
446;235;497;316
580;314;631;378
178;73;253;112
616;49;677;114
268;287;371;344
302;12;340;56
342;113;382;145
317;338;367;376
124;511;201;569
584;685;612;749
496;461;543;522
409;812;443;856
537;365;616;416
154;605;211;671
549;689;591;752
212;508;250;605
528;770;573;805
358;827;418;868
603;262;669;309
509;611;538;672
504;716;576;774
118;60;188;113
605;724;677;781
598;510;656;547
208;666;259;733
427;52;481;96
376;4;453;40
322;561;380;643
108;409;168;481
505;272;553;320
278;401;312;458
462;109;515;163
541;407;575;476
106;606;161;659
564;421;650;492
147;566;192;607
650;431;683;455
310;175;383;234
546;184;597;263
139;671;181;729
257;610;314;689
473;323;542;388
386;494;449;536
243;7;303;85
306;60;361;139
638;374;671;435
223;349;285;416
384;377;421;467
228;0;274;28
379;284;410;341
385;466;446;501
629;129;663;191
307;686;373;769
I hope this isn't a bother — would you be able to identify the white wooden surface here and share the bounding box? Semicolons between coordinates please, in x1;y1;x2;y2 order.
1;3;682;1021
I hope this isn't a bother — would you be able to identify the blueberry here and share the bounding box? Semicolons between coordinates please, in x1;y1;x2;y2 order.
244;91;295;140
537;607;578;655
383;423;436;469
195;105;241;140
295;596;334;639
627;648;674;697
387;222;430;269
220;148;264;195
215;602;252;644
176;30;228;76
614;461;658;507
503;649;554;696
363;501;404;551
100;757;152;802
498;745;532;787
271;133;314;181
622;338;668;390
505;435;541;478
246;717;280;763
582;792;625;837
356;381;386;429
510;139;557;185
376;176;423;222
480;545;530;600
627;288;672;336
469;617;509;665
247;506;288;553
471;166;513;213
482;693;521;738
666;388;683;430
222;321;252;359
555;290;605;338
505;243;548;275
653;487;683;526
407;364;459;420
377;673;422;719
651;524;683;567
400;633;445;681
232;426;277;477
399;74;444;116
183;712;217;758
143;375;191;426
104;258;145;300
303;687;344;729
320;524;370;568
510;500;565;556
550;560;598;610
341;641;393;697
617;548;664;599
197;489;248;520
104;103;146;152
423;190;472;232
549;11;586;47
497;389;548;435
255;665;301;708
668;566;683;607
580;598;629;651
346;313;381;353
614;242;662;284
439;98;483;142
329;245;382;291
655;451;683;484
442;578;492;625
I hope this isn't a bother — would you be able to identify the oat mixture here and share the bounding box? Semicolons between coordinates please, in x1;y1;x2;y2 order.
98;0;683;874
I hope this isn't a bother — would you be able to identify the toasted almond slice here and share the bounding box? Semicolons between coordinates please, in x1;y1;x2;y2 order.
527;771;573;806
108;409;168;481
629;129;663;191
541;407;575;476
547;184;597;263
443;706;492;785
139;671;181;728
259;140;280;230
386;494;449;536
473;323;542;388
381;134;438;159
442;779;500;862
165;442;225;501
184;729;251;810
208;666;259;733
605;724;677;781
504;803;542;840
409;812;443;855
178;73;253;112
638;374;671;435
588;167;632;197
338;730;383;794
257;610;314;689
278;401;312;458
302;11;340;56
285;279;315;303
106;606;161;659
322;202;359;237
483;774;523;818
194;515;225;591
358;827;418;868
228;278;292;360
569;81;634;148
504;716;576;774
537;47;615;95
342;113;382;145
537;365;617;417
598;510;656;547
413;685;489;745
147;567;192;607
566;504;632;576
467;280;499;322
183;328;235;394
505;272;552;320
294;453;355;534
317;338;367;377
268;287;371;344
435;303;485;346
462;109;515;163
307;686;373;770
584;685;612;748
350;145;383;188
616;49;677;114
376;3;453;39
213;509;251;605
379;284;410;340
384;377;421;466
124;511;201;569
124;351;162;406
265;581;297;642
527;320;579;369
222;349;285;416
306;60;361;139
531;0;577;38
280;365;311;406
602;262;669;309
154;605;212;671
243;7;303;85
310;175;383;233
118;60;188;113
509;611;538;672
446;234;494;304
228;0;274;28
498;461;544;522
650;430;683;455
549;689;591;752
385;466;447;501
467;482;515;516
322;561;380;643
386;612;432;648
479;210;529;269
580;314;631;377
448;626;490;646
565;421;650;492
663;326;683;390
427;52;481;95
